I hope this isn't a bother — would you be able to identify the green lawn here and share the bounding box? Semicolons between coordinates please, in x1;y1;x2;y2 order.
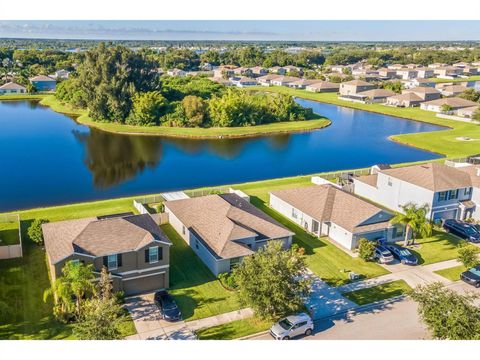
237;180;390;287
342;280;412;306
434;265;467;281
405;230;468;265
39;95;330;139
196;316;271;340
162;224;240;321
250;86;480;158
0;221;20;246
428;75;480;84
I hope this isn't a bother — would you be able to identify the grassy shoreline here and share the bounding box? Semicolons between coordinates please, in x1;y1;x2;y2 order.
249;86;480;158
36;95;331;139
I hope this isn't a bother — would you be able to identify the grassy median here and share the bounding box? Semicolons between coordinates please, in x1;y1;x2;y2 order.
342;280;412;306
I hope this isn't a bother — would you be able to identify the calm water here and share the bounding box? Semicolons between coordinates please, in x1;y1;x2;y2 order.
0;99;444;211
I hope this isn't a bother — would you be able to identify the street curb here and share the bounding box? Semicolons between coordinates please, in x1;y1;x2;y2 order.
238;295;407;340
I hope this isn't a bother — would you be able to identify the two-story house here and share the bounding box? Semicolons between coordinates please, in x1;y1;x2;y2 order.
339;80;375;96
269;185;403;250
353;163;473;223
29;75;56;91
164;193;293;276
42;213;172;296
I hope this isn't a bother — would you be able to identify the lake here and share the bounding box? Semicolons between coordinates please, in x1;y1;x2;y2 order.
0;99;444;211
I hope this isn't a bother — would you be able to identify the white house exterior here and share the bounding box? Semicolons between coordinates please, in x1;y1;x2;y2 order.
164;193;293;276
353;163;474;223
269;185;403;250
0;82;26;94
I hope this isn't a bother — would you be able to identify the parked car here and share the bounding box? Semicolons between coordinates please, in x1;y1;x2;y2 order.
443;219;480;243
154;290;182;321
374;245;394;264
460;266;480;288
269;313;314;340
385;244;418;265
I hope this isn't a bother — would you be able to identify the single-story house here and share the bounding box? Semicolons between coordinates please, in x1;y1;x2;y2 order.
355;88;396;103
257;74;282;86
0;82;26;94
270;75;301;86
29;75;56;91
42;213;172;296
440;85;469;97
456;105;479;118
213;65;236;78
386;92;424;107
269;185;402;250
233;67;253;77
164;193;294;276
305;81;340;93
269;66;287;75
249;66;268;77
420;97;479;113
288;79;322;89
339;79;375;96
283;65;303;75
229;76;257;87
402;86;441;101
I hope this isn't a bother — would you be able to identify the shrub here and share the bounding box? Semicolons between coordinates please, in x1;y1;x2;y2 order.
457;245;479;269
218;272;238;290
27;218;49;245
357;238;376;261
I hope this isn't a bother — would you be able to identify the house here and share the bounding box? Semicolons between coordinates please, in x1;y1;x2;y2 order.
386;92;424;107
440;84;469;97
420;97;478;113
455;165;480;220
429;63;448;69
167;68;187;77
29;75;56;91
434;66;463;79
164;193;294;276
213;65;236;78
249;66;268;77
233;67;253;77
52;69;70;79
42;213;172;296
463;66;478;75
269;185;402;250
415;68;435;79
401;78;436;89
270;75;301;86
388;64;406;70
229;76;257;88
403;86;441;101
269;66;287;75
329;65;349;74
339;79;375;96
287;79;322;89
305;81;340;93
0;82;26;94
396;69;418;80
353;163;474;222
377;68;397;79
456;105;479;118
257;74;282;86
355;88;396;103
452;62;469;68
283;65;303;75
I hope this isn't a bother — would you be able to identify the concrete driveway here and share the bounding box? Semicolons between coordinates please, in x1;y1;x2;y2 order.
124;293;193;340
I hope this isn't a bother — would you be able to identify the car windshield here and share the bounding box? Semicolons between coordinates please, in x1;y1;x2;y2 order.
399;249;411;256
163;300;177;310
278;318;293;330
468;268;480;277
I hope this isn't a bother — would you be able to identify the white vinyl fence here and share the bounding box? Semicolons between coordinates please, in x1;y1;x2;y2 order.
0;214;22;260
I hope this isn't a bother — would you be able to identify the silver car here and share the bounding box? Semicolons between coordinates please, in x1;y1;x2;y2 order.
269;313;314;340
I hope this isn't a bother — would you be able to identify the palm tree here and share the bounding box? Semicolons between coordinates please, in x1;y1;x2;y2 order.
392;203;432;246
44;261;95;320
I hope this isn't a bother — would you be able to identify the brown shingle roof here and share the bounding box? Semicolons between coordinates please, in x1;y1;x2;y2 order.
165;193;293;259
306;81;340;90
403;87;440;95
29;75;55;82
387;92;423;102
357;89;396;98
422;97;478;108
43;214;171;264
0;82;26;90
271;185;392;234
341;79;372;86
456;165;480;188
378;163;472;192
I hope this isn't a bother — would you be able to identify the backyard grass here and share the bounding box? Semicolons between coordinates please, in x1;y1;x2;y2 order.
39;95;331;139
405;230;467;265
196;316;271;340
0;221;20;246
428;75;480;83
161;224;240;321
250;86;480;158
434;265;467;281
0;93;47;101
237;180;390;287
342;280;412;306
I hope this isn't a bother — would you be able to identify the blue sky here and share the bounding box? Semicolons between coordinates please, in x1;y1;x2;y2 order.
0;21;479;41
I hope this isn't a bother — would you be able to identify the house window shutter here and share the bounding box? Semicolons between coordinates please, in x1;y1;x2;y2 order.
158;247;163;261
117;254;122;267
144;249;149;263
103;256;108;268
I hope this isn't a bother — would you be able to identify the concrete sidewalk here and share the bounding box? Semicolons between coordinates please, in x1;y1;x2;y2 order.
186;308;254;331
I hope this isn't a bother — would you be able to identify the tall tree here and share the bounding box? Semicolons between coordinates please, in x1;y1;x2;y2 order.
233;241;311;319
392;203;432;246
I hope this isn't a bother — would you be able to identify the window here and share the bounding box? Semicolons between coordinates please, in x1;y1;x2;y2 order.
292;208;298;219
465;187;473;196
182;226;186;235
229;257;242;271
387;178;392;187
107;254;117;270
149;246;159;263
438;191;447;202
448;189;459;200
70;259;80;266
195;239;199;250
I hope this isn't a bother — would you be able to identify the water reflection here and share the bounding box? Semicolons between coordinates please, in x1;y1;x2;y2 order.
74;129;163;188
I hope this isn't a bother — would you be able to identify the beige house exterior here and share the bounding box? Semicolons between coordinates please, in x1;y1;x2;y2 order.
305;81;340;93
339;80;375;96
403;86;441;101
420;97;478;113
0;82;26;94
42;214;172;296
386;92;424;107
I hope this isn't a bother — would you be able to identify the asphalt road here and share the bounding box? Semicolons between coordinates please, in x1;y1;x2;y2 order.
251;298;430;340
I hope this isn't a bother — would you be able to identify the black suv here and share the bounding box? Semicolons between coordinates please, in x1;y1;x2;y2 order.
443;219;480;243
154;290;182;322
460;266;480;288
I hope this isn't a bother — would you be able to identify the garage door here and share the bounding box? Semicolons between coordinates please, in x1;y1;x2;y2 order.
122;273;166;296
433;209;458;222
